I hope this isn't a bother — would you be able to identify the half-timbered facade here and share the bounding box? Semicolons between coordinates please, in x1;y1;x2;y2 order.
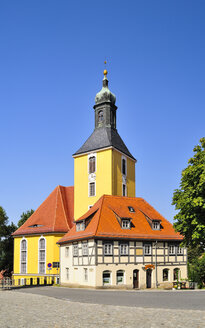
58;195;187;289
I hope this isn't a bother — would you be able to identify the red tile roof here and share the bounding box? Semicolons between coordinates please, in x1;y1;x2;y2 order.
58;195;183;244
13;186;74;236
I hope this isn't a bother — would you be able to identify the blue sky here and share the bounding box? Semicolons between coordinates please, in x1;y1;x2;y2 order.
0;0;204;225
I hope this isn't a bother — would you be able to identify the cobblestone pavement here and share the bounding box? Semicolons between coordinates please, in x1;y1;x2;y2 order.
1;290;205;328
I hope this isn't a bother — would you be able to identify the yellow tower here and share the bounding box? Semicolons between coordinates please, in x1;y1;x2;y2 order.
73;70;136;219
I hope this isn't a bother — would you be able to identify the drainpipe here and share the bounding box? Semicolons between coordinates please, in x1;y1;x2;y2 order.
155;241;158;288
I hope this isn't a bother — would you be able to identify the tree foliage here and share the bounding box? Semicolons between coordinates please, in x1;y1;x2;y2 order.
172;138;205;250
17;209;34;228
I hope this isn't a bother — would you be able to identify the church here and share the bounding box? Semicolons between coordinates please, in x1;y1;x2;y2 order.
12;69;187;288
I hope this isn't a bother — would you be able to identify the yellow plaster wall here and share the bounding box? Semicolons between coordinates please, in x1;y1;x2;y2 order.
74;149;112;219
13;234;62;276
112;149;135;197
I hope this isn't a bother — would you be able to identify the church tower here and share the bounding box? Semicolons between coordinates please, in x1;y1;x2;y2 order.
73;70;136;219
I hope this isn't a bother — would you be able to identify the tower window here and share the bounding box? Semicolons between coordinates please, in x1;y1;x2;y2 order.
89;182;95;197
89;156;96;174
98;110;103;122
122;157;127;176
122;184;127;196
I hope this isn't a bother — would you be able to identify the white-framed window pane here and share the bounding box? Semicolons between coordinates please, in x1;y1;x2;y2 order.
152;221;160;230
39;250;45;261
144;244;151;255
73;245;78;256
89;182;95;197
177;246;183;254
21;262;26;274
104;243;112;255
169;245;175;255
82;243;88;256
84;268;88;281
66;268;69;280
122;219;130;229
117;270;124;284
65;247;69;257
120;244;128;255
39;238;45;249
39;262;45;274
21;240;26;250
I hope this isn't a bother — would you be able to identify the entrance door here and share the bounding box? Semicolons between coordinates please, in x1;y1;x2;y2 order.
133;269;139;289
146;269;152;288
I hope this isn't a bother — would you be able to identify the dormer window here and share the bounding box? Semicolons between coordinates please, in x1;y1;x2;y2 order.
128;206;135;213
152;221;160;230
122;219;130;229
76;221;85;231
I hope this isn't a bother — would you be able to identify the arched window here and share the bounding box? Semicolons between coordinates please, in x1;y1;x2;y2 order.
89;156;96;174
103;270;111;285
98;110;103;122
21;239;27;273
116;270;125;285
173;268;180;281
163;269;169;281
39;237;46;274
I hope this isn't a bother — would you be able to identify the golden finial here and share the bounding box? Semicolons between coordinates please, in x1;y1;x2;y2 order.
104;60;108;77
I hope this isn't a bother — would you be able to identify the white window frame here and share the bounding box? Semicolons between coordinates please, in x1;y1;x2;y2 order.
66;267;69;280
144;244;152;255
82;242;88;256
120;243;129;255
76;221;85;231
122;219;130;229
152;221;160;230
73;244;78;257
177;246;183;255
121;155;127;176
122;183;127;197
89;182;96;197
65;246;69;257
38;236;46;274
20;237;27;274
104;243;113;255
88;205;93;209
169;245;175;255
84;268;88;282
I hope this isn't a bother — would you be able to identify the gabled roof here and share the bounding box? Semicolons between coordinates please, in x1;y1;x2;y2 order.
73;127;136;160
13;186;74;236
58;195;183;244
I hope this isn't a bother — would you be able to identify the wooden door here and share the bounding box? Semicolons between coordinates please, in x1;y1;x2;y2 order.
146;269;152;288
133;269;139;288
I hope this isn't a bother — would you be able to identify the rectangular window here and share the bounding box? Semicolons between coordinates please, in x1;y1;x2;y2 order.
177;246;183;255
122;184;127;196
122;219;130;229
89;182;95;197
65;247;69;257
122;157;127;175
76;222;85;231
120;243;129;255
82;242;88;256
39;262;45;274
104;243;113;255
89;156;96;174
152;221;160;230
21;262;26;274
73;244;78;257
66;268;69;280
39;250;45;261
84;268;88;282
169;245;175;255
144;244;151;255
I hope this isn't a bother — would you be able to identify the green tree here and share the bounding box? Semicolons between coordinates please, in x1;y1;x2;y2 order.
17;209;34;228
0;207;17;273
172;138;205;250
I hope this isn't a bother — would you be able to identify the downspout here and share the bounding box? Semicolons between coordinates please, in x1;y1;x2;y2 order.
155;241;158;288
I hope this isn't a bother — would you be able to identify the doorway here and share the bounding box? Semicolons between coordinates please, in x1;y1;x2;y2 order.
146;269;152;288
133;269;139;289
